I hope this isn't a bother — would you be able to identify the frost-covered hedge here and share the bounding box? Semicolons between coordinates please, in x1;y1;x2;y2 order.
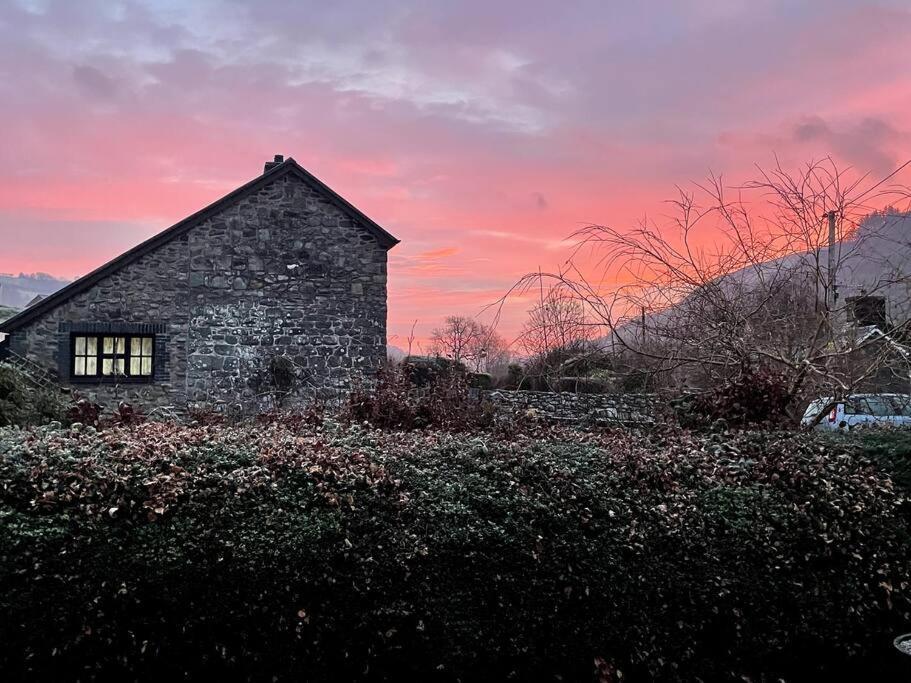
1;421;910;681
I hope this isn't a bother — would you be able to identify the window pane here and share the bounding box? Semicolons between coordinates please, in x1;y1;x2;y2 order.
76;335;153;378
865;397;893;416
890;396;911;417
846;400;871;415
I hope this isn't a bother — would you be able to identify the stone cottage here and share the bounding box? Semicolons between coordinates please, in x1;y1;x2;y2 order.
0;156;398;411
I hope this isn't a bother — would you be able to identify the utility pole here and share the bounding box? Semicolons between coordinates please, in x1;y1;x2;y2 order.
640;306;646;346
826;210;838;312
824;209;840;344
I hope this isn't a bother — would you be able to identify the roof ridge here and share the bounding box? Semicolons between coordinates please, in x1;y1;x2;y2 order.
0;158;398;332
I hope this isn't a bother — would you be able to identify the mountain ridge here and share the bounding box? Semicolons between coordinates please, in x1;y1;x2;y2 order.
0;273;70;309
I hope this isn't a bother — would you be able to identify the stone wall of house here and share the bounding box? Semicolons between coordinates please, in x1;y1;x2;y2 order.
9;171;388;412
481;389;657;426
11;235;191;411
184;174;387;408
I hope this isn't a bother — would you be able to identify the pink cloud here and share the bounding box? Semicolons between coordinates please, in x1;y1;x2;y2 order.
1;0;910;346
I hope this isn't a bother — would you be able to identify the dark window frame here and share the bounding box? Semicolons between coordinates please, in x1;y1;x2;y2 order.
69;332;155;384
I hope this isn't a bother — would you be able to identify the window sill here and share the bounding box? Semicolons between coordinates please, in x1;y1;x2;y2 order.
68;377;155;385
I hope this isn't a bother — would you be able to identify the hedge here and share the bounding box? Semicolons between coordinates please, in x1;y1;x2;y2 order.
1;421;910;681
846;429;911;494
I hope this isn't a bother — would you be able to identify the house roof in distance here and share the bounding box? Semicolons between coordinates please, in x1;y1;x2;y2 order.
0;156;399;333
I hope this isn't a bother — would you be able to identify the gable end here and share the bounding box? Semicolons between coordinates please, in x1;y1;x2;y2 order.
0;158;398;333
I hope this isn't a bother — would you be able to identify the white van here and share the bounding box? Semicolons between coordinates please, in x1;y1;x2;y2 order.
801;394;911;430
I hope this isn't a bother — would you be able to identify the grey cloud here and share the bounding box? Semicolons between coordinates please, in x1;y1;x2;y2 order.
791;115;906;175
72;64;118;98
793;115;830;142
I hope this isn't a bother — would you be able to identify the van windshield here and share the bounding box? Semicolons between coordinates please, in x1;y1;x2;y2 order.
802;399;828;420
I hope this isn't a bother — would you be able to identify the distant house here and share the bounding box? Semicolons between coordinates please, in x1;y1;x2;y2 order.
25;294;45;308
0;156;398;410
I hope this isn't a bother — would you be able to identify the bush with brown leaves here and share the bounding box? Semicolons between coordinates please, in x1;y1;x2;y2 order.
344;363;498;431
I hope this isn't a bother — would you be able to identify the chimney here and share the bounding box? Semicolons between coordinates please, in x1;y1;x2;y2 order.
263;154;284;173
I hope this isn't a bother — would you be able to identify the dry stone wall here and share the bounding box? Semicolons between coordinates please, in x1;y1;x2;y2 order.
481;389;656;426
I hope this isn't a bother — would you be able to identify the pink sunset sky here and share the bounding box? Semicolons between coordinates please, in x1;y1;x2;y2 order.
1;0;910;349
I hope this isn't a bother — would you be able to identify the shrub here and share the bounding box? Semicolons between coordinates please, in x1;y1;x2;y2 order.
673;362;792;428
54;394;147;430
267;355;299;402
0;424;909;681
550;375;612;393
844;427;911;493
344;364;496;431
256;401;326;431
65;393;102;427
187;405;226;425
400;355;466;387
110;401;145;427
467;371;492;389
0;363;69;427
496;362;525;389
616;366;657;393
345;363;418;428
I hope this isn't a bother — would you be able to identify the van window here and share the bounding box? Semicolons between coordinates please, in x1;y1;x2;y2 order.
861;397;894;417
844;399;871;416
888;396;911;417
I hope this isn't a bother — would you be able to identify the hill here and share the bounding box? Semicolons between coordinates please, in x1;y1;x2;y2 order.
0;273;68;309
603;209;911;346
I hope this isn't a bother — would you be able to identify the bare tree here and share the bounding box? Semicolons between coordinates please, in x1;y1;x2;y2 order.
521;284;593;358
406;319;418;357
429;316;484;366
473;325;511;375
517;283;597;388
430;315;511;374
507;158;911;423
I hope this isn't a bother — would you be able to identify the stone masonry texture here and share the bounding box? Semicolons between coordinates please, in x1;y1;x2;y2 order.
481;389;656;426
9;172;389;412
